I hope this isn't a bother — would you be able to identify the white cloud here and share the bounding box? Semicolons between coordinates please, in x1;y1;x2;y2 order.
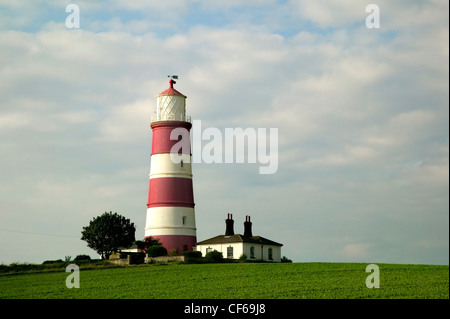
397;157;449;186
53;110;97;124
0;113;30;130
290;0;364;28
96;99;152;143
342;243;371;260
111;0;188;12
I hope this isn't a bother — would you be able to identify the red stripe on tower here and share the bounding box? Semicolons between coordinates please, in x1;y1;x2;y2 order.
151;121;192;155
147;177;194;208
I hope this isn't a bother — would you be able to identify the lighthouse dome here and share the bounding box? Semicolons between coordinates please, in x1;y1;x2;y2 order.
152;79;190;123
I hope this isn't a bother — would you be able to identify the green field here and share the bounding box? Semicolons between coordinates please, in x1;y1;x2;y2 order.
0;262;448;299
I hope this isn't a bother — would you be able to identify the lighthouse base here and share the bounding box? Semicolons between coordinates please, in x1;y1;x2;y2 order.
145;235;197;254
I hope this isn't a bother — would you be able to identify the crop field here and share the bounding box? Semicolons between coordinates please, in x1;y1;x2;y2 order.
0;262;448;299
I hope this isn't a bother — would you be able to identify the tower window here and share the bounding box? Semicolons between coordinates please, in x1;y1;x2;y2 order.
182;216;187;225
181;160;184;168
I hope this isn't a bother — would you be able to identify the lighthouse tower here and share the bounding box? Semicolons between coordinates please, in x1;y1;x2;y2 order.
145;78;196;253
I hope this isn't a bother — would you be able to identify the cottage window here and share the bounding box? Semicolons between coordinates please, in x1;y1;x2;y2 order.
250;246;255;259
227;246;233;259
268;247;273;260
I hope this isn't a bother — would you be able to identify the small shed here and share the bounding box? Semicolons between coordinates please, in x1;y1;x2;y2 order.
109;242;145;265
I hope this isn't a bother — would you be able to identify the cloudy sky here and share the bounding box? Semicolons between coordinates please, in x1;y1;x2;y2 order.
0;0;448;265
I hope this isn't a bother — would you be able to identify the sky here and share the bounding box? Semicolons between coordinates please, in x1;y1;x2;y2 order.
0;0;448;265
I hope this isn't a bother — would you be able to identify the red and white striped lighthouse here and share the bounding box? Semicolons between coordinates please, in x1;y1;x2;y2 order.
145;78;196;253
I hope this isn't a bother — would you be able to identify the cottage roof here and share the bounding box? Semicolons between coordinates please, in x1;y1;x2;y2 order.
117;242;143;252
196;234;283;247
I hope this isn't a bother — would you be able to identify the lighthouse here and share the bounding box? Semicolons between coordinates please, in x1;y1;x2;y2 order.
145;78;196;253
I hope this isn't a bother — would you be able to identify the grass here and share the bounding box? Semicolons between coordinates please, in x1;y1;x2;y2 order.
0;260;119;275
0;262;448;299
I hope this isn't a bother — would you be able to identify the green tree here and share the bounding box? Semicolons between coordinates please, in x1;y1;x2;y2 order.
281;256;292;263
81;211;136;260
147;245;168;258
136;236;161;253
205;250;223;263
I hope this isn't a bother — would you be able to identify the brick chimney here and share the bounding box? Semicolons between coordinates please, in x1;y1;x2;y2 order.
244;215;252;237
225;213;234;236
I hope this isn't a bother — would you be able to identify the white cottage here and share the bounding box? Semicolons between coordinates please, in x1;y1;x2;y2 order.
196;214;283;262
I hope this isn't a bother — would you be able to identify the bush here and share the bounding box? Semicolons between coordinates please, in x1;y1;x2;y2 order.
74;255;91;261
183;251;202;258
6;262;43;272
281;256;292;263
128;253;145;265
42;259;63;264
205;250;223;263
182;251;202;263
147;245;168;258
